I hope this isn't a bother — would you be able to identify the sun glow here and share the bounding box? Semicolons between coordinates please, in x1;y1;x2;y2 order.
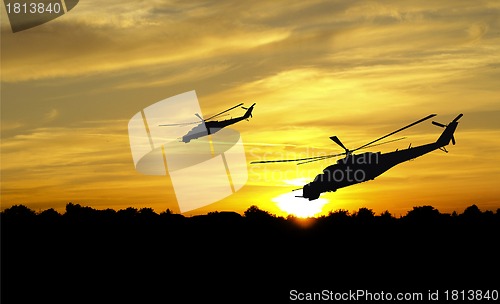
272;179;329;218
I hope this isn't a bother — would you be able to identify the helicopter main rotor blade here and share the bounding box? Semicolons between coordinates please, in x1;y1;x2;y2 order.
159;121;200;126
453;113;463;122
352;114;436;152
297;154;342;165
250;152;346;164
204;103;244;121
356;136;407;150
432;121;447;128
251;136;408;165
159;112;229;127
195;113;204;122
296;137;407;165
330;136;349;153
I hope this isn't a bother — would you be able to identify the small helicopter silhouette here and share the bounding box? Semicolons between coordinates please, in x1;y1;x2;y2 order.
251;113;463;200
160;102;256;143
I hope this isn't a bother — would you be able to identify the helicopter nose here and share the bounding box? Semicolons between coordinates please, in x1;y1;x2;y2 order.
303;184;320;201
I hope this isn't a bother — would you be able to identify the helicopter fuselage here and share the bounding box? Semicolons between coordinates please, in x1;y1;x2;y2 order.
181;104;255;143
302;118;460;200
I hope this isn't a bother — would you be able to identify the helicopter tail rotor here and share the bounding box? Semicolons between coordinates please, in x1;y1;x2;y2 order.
432;121;447;128
433;113;463;128
433;121;456;145
434;113;462;146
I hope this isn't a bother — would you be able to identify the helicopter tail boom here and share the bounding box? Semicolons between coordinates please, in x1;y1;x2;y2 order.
243;103;256;119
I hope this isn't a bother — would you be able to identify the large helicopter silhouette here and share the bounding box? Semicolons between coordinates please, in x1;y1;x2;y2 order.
251;113;463;200
160;102;256;143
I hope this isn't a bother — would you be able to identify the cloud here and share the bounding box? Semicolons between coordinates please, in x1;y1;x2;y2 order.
0;120;179;211
467;22;489;43
44;108;59;121
2;0;499;89
1;0;293;82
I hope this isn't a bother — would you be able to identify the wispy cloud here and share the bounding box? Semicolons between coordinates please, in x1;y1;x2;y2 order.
3;0;498;83
44;108;59;121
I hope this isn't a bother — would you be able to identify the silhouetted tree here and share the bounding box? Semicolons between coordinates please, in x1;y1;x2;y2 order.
118;207;138;216
325;209;351;224
205;211;242;227
353;207;375;223
138;207;157;217
99;208;117;220
379;210;393;219
65;202;80;214
378;210;396;224
159;208;185;224
244;205;274;221
461;204;482;221
65;202;97;216
1;204;36;220
404;205;441;223
38;208;61;222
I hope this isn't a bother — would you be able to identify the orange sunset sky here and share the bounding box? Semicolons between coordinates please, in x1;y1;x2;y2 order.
1;0;499;218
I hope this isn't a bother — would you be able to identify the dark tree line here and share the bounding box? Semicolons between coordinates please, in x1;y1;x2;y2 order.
1;202;499;226
2;202;499;304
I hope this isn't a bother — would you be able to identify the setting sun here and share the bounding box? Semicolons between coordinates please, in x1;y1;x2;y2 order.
272;179;329;217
